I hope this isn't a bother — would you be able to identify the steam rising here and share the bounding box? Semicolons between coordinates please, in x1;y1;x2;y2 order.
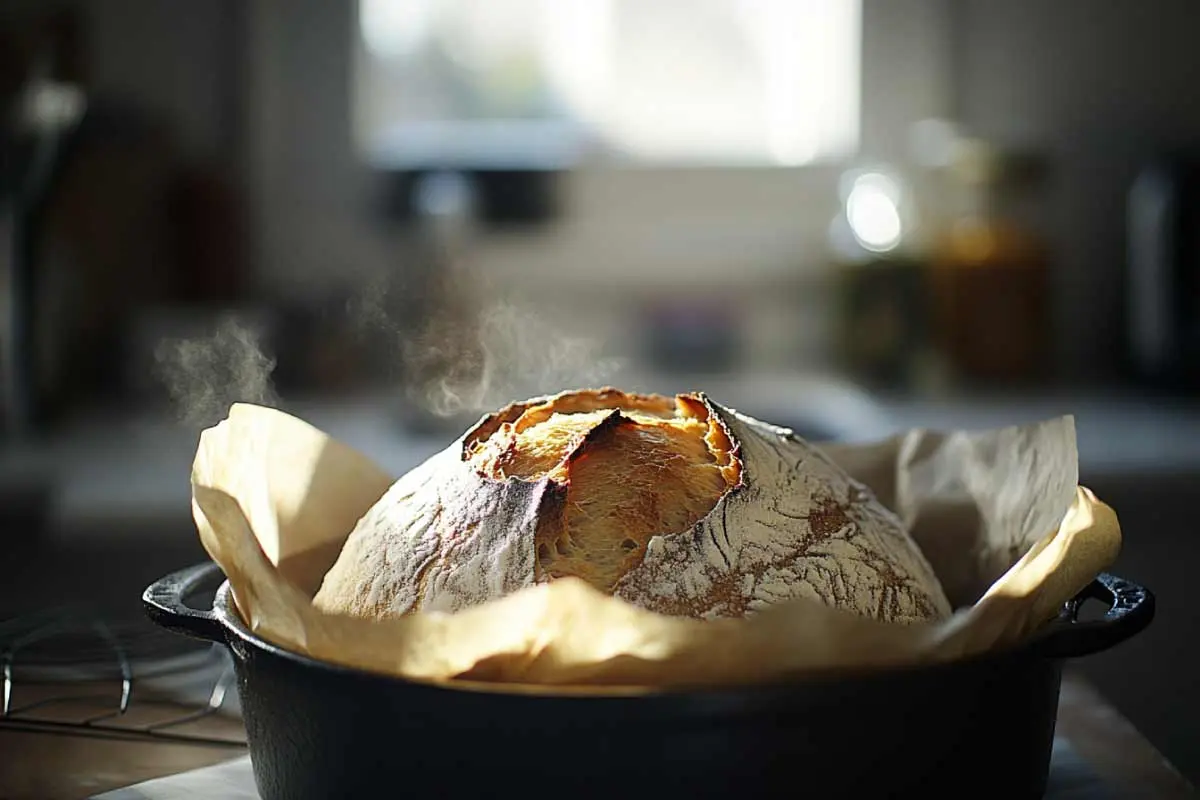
155;315;278;428
350;269;624;419
155;269;622;430
407;302;625;418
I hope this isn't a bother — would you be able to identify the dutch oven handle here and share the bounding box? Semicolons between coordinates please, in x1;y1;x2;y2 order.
1033;573;1155;660
143;561;227;644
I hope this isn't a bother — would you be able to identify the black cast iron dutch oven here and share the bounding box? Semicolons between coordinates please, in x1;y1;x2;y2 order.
144;562;1153;800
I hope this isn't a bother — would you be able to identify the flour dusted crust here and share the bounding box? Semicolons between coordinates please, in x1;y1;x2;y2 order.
613;403;949;622
312;389;951;624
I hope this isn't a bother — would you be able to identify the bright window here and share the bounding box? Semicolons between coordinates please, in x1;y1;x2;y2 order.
354;0;861;169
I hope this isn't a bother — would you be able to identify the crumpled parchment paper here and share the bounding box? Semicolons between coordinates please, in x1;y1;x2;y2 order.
189;402;1119;690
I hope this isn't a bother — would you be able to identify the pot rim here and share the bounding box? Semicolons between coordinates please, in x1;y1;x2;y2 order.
206;580;1052;700
144;562;1153;700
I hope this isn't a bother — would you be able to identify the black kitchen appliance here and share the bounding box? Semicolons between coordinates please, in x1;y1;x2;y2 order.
146;562;1153;800
1126;156;1200;390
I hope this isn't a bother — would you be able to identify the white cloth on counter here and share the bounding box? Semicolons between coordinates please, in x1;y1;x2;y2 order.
91;756;256;800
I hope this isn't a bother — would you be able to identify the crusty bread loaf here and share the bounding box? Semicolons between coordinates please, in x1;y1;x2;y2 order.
313;389;951;624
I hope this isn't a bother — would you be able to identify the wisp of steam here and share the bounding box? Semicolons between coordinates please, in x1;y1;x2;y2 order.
350;268;624;419
155;268;623;430
410;302;626;418
154;315;278;428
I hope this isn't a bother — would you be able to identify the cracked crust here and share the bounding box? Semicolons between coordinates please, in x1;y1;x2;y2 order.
312;389;951;624
465;392;742;592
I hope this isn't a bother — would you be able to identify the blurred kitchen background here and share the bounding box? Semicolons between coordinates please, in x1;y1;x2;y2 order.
1;0;1198;787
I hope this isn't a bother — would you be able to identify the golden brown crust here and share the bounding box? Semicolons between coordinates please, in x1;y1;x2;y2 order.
462;388;695;454
464;390;742;593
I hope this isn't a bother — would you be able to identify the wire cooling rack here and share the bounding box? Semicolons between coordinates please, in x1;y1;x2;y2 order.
0;605;247;748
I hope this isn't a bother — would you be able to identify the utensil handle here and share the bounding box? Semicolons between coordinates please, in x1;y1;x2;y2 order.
143;561;227;643
1035;573;1155;659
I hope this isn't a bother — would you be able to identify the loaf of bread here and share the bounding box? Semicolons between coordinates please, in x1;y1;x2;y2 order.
313;389;951;623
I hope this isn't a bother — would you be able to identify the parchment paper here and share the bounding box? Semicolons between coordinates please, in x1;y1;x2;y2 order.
190;403;1119;690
